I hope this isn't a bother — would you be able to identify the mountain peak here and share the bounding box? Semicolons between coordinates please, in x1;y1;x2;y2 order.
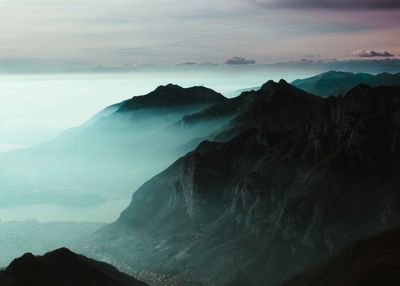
279;79;288;84
219;81;322;139
153;83;182;92
11;252;36;265
260;79;291;93
259;79;316;100
116;84;226;112
49;247;76;258
1;248;147;286
345;83;373;97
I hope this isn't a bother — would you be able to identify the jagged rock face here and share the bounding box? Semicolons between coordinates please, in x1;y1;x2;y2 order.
214;79;322;141
90;84;400;286
263;86;400;255
0;248;147;286
297;85;400;167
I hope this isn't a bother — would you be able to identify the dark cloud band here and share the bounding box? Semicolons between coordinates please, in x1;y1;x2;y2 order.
255;0;400;10
353;50;395;57
225;57;256;65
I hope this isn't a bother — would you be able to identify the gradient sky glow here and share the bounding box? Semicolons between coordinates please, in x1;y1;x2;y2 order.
0;0;399;66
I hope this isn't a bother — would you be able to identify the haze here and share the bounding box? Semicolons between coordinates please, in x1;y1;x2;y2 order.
0;67;317;152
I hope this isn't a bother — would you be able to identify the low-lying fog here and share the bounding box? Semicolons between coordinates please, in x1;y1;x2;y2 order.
0;67;315;152
0;66;319;224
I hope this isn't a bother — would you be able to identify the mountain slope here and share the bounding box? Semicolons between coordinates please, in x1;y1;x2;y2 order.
178;79;322;150
280;226;400;286
89;83;400;286
0;248;147;286
179;92;253;127
0;84;229;211
292;71;400;97
213;79;322;141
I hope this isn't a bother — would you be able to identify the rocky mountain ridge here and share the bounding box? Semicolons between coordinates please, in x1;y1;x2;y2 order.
89;82;400;286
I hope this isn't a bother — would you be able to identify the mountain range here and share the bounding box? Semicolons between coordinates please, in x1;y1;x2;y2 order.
2;71;400;285
228;71;400;98
292;71;400;97
87;79;400;286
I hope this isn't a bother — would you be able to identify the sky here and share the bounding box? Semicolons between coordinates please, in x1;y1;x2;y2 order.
0;0;399;68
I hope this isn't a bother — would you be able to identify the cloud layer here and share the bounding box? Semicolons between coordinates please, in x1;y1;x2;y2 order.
0;0;398;65
225;57;256;65
256;0;400;10
353;49;395;57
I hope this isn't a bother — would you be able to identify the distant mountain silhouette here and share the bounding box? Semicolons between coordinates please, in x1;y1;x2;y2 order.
0;248;147;286
89;82;400;286
280;226;400;286
117;84;226;113
292;70;400;97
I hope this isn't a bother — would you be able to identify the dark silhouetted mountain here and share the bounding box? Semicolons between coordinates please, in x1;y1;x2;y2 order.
213;79;322;141
0;248;147;286
292;71;400;97
174;92;255;152
116;84;226;113
280;226;400;286
89;83;400;286
178;80;321;149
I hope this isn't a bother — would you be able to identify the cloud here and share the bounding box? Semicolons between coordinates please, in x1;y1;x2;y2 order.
254;0;400;11
178;61;218;66
225;57;256;65
353;49;395;57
